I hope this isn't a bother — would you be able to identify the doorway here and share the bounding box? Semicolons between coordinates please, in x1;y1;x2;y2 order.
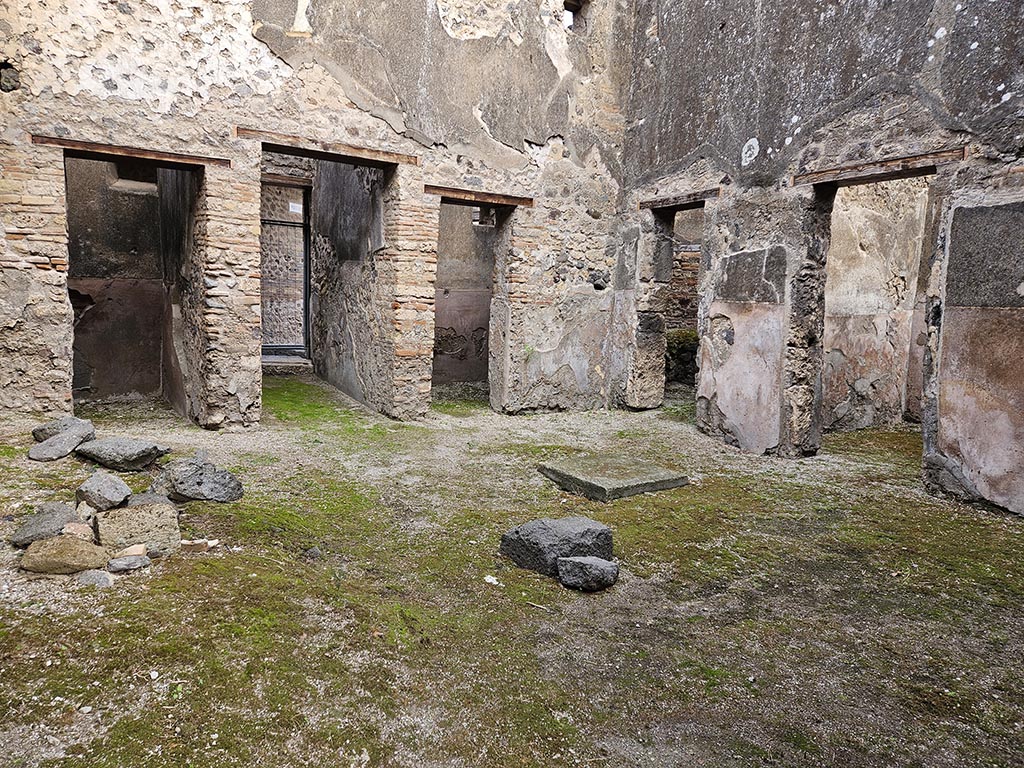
64;152;198;413
259;180;310;359
431;202;498;396
822;177;932;431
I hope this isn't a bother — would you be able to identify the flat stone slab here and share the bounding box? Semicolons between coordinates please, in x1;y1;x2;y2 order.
538;455;689;502
75;437;170;471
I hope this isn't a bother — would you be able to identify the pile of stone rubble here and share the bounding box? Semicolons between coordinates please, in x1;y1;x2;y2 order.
500;516;619;591
8;416;243;588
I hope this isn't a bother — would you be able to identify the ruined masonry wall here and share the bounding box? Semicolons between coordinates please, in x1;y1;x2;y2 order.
0;0;629;424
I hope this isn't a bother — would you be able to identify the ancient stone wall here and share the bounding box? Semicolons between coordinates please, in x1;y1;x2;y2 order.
0;0;631;425
0;140;72;416
308;160;391;409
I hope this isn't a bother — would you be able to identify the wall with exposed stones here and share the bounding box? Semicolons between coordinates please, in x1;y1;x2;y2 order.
259;182;307;350
621;0;1024;514
0;0;631;426
308;160;390;410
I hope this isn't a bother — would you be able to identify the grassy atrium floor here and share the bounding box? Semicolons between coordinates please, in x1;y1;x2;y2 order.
1;376;1021;767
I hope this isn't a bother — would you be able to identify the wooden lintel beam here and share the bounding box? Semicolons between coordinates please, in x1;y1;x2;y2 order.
261;172;313;188
31;135;232;168
791;147;966;187
638;187;720;211
424;184;534;208
237;127;418;167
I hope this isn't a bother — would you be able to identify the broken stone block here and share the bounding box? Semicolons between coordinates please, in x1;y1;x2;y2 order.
62;522;95;541
127;492;172;507
31;416;94;443
113;543;147;558
94;503;180;558
538;454;689;502
151;453;243;502
75;437;171;471
107;554;152;573
499;516;613;577
75;569;115;588
28;420;95;461
8;502;76;548
76;472;131;511
20;536;108;574
557;556;619;592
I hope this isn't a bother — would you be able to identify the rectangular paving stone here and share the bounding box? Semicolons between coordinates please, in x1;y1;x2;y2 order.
538;454;689;502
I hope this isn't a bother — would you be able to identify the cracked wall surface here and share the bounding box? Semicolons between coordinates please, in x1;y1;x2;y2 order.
623;0;1023;516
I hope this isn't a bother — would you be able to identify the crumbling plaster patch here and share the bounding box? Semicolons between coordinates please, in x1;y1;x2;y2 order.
18;0;289;115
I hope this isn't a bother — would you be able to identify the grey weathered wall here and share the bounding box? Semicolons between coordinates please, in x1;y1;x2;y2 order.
433;203;496;384
822;177;930;431
626;0;1022;187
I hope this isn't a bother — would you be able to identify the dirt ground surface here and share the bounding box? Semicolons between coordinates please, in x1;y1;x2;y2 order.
1;376;1022;767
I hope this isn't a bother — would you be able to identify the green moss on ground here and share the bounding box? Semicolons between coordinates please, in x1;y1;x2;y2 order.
260;376;415;450
1;402;1023;766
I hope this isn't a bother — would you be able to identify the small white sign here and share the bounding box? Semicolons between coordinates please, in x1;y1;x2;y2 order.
288;202;303;214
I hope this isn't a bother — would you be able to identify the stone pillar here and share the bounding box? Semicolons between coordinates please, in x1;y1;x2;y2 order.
695;185;831;456
922;181;1024;515
0;141;73;416
623;208;670;409
777;184;835;458
187;161;263;428
487;206;520;413
383;162;439;419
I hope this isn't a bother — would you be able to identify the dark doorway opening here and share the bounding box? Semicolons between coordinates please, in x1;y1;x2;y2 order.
63;152;199;413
